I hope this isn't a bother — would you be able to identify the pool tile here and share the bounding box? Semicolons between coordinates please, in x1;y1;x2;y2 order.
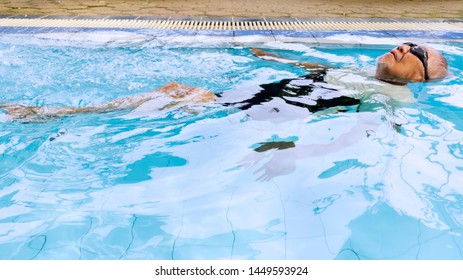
285;236;338;259
234;30;274;37
172;244;234;260
195;30;235;37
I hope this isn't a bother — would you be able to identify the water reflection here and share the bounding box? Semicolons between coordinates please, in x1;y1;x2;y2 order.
1;38;463;260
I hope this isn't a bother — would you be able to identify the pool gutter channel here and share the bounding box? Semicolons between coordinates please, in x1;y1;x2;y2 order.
0;17;462;43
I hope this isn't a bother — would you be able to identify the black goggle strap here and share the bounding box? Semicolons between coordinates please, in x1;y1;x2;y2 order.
403;42;429;80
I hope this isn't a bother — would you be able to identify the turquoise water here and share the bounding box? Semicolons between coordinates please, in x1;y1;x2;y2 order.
0;32;463;259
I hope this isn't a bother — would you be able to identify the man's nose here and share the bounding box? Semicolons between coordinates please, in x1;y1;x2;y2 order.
397;45;408;53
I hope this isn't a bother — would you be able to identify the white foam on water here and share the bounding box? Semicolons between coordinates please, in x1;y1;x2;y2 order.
428;85;463;107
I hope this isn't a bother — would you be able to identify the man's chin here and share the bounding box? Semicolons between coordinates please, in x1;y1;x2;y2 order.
376;61;405;85
376;54;390;64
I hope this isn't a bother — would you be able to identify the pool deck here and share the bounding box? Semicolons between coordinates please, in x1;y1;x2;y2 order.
1;0;462;19
0;1;462;43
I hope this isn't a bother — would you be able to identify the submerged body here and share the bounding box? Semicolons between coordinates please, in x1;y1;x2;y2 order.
0;69;408;122
0;44;447;122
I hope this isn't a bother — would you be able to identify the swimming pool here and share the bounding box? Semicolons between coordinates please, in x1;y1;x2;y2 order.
0;29;463;260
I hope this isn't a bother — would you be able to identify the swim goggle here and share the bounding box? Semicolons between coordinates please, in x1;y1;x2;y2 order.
403;42;429;80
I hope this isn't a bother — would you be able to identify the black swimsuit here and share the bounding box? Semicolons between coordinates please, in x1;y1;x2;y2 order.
221;71;361;114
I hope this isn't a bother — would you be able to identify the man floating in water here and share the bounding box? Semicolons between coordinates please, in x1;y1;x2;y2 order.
0;43;448;122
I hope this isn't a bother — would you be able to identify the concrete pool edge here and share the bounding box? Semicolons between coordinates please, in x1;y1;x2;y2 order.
0;16;462;44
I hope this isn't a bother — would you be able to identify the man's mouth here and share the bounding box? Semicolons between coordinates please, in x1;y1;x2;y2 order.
390;51;397;60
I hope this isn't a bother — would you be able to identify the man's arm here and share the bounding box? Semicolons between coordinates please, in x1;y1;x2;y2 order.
1;82;216;122
251;48;331;71
0;95;153;121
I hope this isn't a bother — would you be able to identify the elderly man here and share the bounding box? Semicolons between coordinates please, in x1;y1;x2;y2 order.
0;43;448;122
376;42;448;83
250;42;447;83
224;43;448;119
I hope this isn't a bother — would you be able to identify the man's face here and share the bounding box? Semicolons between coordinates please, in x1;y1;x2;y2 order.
376;44;426;83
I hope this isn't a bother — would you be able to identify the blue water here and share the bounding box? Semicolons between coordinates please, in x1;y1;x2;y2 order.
0;32;463;259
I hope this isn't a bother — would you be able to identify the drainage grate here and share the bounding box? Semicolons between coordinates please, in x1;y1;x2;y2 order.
0;18;462;31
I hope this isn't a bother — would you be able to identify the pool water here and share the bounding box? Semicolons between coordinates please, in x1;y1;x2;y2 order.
0;31;463;259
